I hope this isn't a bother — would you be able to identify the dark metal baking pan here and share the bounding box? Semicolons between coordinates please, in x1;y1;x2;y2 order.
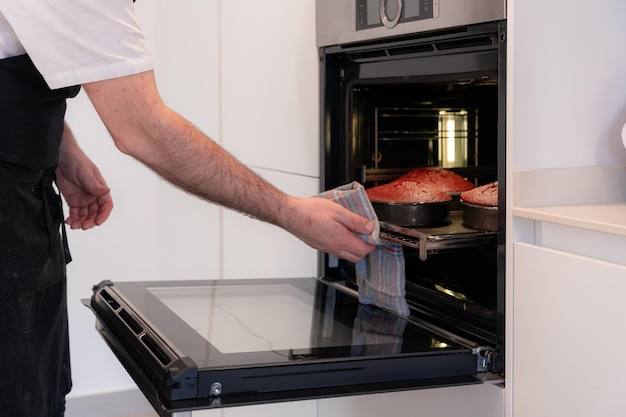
371;200;450;227
448;192;462;211
461;202;498;232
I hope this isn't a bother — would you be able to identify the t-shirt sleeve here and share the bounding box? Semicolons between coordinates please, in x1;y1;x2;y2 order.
0;0;154;90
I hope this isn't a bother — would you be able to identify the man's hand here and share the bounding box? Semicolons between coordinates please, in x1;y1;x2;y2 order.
282;197;376;263
56;123;113;230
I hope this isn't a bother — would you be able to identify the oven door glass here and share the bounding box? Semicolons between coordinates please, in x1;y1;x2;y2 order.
88;278;482;413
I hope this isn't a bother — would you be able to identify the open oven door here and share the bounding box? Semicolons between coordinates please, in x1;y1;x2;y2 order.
85;277;496;416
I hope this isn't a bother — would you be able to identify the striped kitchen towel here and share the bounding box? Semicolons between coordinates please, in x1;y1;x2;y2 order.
318;182;409;317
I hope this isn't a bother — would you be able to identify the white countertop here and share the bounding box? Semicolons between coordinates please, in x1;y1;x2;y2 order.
513;166;626;237
513;202;626;237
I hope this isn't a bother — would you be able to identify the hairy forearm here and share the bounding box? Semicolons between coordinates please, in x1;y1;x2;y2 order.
84;72;295;228
82;71;375;262
134;109;293;226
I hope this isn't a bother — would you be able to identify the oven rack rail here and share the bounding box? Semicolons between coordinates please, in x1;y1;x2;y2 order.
379;212;496;260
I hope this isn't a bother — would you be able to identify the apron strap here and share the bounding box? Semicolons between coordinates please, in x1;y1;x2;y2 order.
42;168;72;263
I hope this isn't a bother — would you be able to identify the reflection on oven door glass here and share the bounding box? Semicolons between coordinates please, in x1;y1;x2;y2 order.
352;304;407;355
147;281;457;360
148;284;328;354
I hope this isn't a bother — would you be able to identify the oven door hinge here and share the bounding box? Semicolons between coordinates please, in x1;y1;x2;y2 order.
474;345;498;373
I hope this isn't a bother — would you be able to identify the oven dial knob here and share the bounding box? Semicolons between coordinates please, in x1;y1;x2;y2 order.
380;0;403;29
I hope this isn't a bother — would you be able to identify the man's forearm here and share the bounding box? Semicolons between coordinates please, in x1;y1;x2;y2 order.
83;70;375;262
58;121;80;163
84;72;293;228
136;109;293;227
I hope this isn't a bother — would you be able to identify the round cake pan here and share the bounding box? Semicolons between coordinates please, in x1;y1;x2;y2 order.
371;200;450;227
461;202;498;232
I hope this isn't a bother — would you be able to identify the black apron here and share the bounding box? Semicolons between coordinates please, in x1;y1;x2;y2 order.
0;54;79;417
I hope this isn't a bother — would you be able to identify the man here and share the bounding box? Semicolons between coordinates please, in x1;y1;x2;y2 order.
0;2;375;416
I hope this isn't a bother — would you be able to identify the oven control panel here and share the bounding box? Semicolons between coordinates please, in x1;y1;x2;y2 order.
317;0;504;48
356;0;438;31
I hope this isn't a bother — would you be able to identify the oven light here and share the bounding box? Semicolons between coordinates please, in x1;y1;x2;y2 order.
445;118;456;164
430;339;450;349
438;110;469;168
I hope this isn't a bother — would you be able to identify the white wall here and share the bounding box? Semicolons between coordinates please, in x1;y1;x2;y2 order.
64;0;319;398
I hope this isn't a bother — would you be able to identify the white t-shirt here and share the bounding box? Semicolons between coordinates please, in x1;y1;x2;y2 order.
0;0;153;90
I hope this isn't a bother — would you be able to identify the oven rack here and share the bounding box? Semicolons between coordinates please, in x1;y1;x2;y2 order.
380;212;496;260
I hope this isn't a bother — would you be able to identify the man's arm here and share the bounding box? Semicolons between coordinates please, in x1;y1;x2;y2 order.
83;70;375;262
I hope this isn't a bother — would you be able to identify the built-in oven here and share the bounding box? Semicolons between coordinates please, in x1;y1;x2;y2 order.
85;2;506;416
318;0;506;374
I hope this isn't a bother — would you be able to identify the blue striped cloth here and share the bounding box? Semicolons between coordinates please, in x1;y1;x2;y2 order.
318;182;409;317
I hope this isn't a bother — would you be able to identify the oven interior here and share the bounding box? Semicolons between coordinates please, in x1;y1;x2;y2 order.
321;21;506;373
350;81;498;185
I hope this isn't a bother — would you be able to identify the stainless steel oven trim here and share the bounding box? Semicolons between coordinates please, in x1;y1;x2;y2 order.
316;0;505;47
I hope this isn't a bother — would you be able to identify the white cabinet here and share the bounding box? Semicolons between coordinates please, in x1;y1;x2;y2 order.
193;400;317;417
219;0;320;177
218;0;320;279
149;0;221;142
508;1;626;416
318;384;504;417
189;383;504;417
508;0;626;170
513;242;626;417
511;167;626;417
